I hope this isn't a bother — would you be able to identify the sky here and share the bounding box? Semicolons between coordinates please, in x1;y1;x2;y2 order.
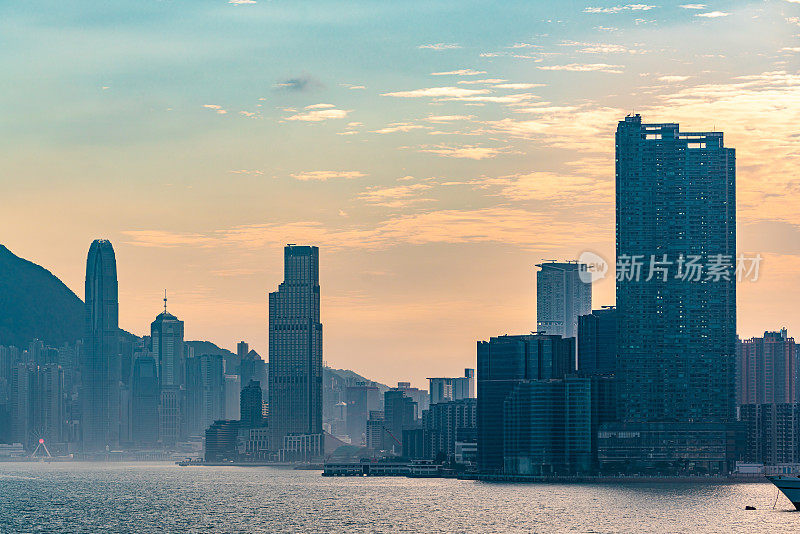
1;0;799;388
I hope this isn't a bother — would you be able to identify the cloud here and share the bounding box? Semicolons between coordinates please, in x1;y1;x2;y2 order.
381;87;490;98
538;63;624;73
438;93;537;104
458;78;509;85
679;4;706;8
424;115;473;122
284;107;350;122
657;75;691;82
229;0;256;3
290;171;366;181
695;11;729;17
474;171;613;205
431;69;487;76
357;183;434;208
274;75;323;92
202;104;227;115
583;4;656;13
124;208;599;252
419;145;510;160
492;83;546;89
304;103;335;109
122;231;218;248
372;122;430;134
229;169;264;175
418;43;461;50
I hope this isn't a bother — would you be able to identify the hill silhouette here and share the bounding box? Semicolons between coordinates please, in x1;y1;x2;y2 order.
0;245;85;348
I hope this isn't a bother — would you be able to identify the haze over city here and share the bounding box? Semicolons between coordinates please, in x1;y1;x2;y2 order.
2;0;799;388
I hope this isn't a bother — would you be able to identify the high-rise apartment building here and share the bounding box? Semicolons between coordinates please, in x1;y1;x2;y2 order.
428;369;475;405
607;114;737;474
738;329;797;406
536;261;591;340
268;245;323;452
82;239;121;451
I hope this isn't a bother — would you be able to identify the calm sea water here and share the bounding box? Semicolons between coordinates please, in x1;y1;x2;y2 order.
0;463;798;533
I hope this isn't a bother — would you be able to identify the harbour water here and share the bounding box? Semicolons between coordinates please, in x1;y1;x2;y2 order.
0;462;798;533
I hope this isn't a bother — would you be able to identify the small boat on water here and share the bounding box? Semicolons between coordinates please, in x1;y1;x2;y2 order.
767;475;800;509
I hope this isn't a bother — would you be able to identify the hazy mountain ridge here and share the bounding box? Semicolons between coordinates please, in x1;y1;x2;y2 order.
0;244;85;348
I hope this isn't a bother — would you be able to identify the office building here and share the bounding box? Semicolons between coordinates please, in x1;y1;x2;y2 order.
536;261;591;340
608;114;737;474
384;389;417;455
81;239;121;451
477;333;575;473
204;420;239;462
130;354;159;446
186;354;225;436
345;382;381;445
428;369;475;405
577;307;617;375
224;375;241;421
240;379;264;429
268;245;323;452
424;398;477;462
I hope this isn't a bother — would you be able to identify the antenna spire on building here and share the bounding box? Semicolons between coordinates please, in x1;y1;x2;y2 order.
164;289;168;313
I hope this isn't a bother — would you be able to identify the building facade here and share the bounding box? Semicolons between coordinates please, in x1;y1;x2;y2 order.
477;333;575;473
535;261;591;340
268;245;324;453
738;329;797;406
577;307;617;375
428;369;476;405
610;114;737;474
82;239;121;451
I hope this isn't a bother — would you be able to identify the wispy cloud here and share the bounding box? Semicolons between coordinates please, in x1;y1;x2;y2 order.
583;4;657;13
419;144;510;160
203;104;227;115
431;69;487;76
695;11;729;18
372;122;430;134
418;43;461;50
284;104;350;122
493;83;546;89
274;75;323;92
679;4;706;8
357;183;434;208
538;63;624;73
381;87;490;98
657;75;691;82
458;78;509;85
290;171;366;181
228;0;256;4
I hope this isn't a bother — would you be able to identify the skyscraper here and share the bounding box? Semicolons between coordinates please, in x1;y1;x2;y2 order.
268;245;323;452
738;329;797;406
130;353;159;446
607;114;737;474
82;239;121;451
151;295;185;389
536;261;591;340
151;296;185;446
577;307;617;375
428;369;476;405
476;333;576;473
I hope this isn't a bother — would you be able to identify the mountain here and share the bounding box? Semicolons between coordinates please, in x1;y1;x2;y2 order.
0;245;85;348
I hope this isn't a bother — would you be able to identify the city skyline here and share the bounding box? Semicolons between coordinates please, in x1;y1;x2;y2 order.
2;0;799;388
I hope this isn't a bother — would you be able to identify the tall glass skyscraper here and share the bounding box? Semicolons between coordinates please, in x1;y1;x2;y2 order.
606;114;737;473
82;239;121;451
268;245;323;452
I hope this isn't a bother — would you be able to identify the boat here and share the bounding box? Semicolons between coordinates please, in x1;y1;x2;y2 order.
767;475;800;509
